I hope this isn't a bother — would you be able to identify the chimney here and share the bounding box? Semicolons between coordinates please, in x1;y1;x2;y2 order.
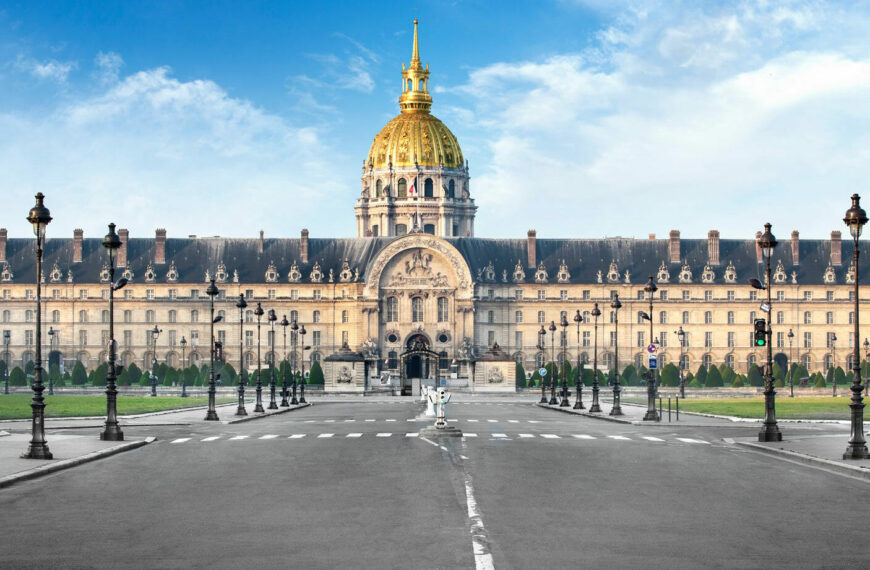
301;229;309;263
755;231;763;263
117;228;129;267
831;230;842;266
0;228;6;262
668;230;680;263
648;233;656;240
527;230;537;268
155;228;167;264
707;230;720;265
791;231;799;266
258;230;264;255
73;229;83;263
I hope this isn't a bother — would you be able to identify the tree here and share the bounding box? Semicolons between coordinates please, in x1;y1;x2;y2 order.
719;364;735;386
49;363;63;387
25;360;35;375
220;362;238;386
71;361;87;386
163;368;176;386
126;362;142;383
308;361;324;385
660;363;680;387
814;373;827;388
530;369;541;388
705;365;723;387
9;366;26;386
515;362;526;388
825;366;835;387
772;362;785;383
695;365;708;386
748;364;764;387
91;363;108;387
834;366;847;386
732;375;744;387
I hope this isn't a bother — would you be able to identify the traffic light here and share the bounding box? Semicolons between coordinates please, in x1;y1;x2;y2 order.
754;319;767;347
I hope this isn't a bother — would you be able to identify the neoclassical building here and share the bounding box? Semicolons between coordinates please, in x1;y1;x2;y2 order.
0;21;867;392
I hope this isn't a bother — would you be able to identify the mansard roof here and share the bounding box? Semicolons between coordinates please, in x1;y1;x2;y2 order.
0;234;860;287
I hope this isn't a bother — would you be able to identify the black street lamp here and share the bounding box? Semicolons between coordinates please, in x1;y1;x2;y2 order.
676;326;686;398
150;325;162;397
831;333;838;397
254;302;265;413
537;324;546;403
548;321;558;405
100;223;126;441
589;303;602;412
610;294;623;416
204;279;221;421
299;325;308;404
787;329;794;398
267;309;278;410
863;337;870;397
290;319;299;405
573;310;585;409
235;294;247;416
180;336;188;398
843;194;869;459
3;330;10;395
642;276;660;421
23;192;52;459
751;222;782;442
559;314;570;406
280;315;290;407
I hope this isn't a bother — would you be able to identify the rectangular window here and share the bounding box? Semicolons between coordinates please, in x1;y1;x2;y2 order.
312;331;321;346
102;290;108;301
79;330;87;346
776;331;784;348
25;330;34;346
191;330;199;345
704;290;712;301
826;291;834;301
1;290;8;299
313;290;321;300
727;290;735;301
705;332;712;348
169;330;177;346
341;310;349;324
245;289;253;299
776;291;784;301
487;289;494;300
560;290;568;300
637;331;645;347
537;290;545;300
313;311;321;323
727;332;735;348
659;332;667;348
487;311;495;324
290;289;298;300
804;332;812;349
827;332;837;348
682;311;689;324
123;330;132;346
826;312;833;325
682;290;690;301
803;291;812;301
79;289;88;299
268;289;276;299
124;289;132;299
514;331;523;348
659;290;668;301
582;290;590;300
245;330;254;348
217;330;226;345
636;290;644;300
749;291;757;301
537;311;545;324
146;289;155;300
515;311;523;323
804;312;812;325
341;331;349;345
609;331;616;347
487;331;495;346
514;289;523;300
168;289;177;299
659;311;667;324
191;289;199;299
582;331;590;347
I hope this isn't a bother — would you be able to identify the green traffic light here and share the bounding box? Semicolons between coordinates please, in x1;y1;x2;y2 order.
756;339;766;346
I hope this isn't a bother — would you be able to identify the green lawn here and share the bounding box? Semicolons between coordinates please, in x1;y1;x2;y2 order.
0;395;234;420
630;397;856;420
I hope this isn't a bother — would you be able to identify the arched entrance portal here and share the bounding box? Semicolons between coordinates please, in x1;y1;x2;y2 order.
400;334;440;396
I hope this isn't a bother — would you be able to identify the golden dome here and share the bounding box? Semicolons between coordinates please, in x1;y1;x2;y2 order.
366;20;464;169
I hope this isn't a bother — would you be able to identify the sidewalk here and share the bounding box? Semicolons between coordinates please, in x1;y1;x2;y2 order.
733;432;870;481
0;400;311;489
536;398;741;427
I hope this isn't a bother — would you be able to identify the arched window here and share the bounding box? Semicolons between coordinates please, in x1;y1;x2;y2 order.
424;178;433;198
375;179;383;197
447;180;455;199
245;352;254;369
387;351;398;369
437;298;448;322
702;354;712;369
386;297;398;322
397;178;407;198
602;353;613;370
680;354;690;370
190;310;198;323
747;354;756;372
412;297;424;322
79;310;87;323
824;354;833;371
536;352;545;368
725;354;735;369
802;353;812;371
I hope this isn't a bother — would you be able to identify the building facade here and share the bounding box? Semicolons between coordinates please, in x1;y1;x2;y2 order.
0;21;867;392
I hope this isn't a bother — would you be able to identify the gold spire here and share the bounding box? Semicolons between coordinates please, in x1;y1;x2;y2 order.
399;19;432;114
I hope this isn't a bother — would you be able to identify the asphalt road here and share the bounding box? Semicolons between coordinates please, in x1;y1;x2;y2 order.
1;399;868;569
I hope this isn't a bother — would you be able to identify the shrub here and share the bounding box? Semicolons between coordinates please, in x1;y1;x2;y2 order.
732;375;744;387
308;361;324;385
748;364;764;387
772;362;785;383
71;361;87;385
660;363;680;387
91;363;108;387
163;368;176;386
705;366;723;387
689;378;701;388
834;366;847;386
813;373;826;388
139;371;151;386
719;365;735;386
529;369;541;388
773;378;783;387
695;365;707;386
9;366;26;386
515;363;526;388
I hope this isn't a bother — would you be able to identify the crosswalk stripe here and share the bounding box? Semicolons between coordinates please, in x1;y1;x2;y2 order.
677;438;710;444
288;434;306;439
347;433;362;438
518;434;535;438
259;434;278;439
405;433;419;437
464;433;478;437
572;435;596;440
507;420;519;423
344;419;356;422
467;419;479;422
171;438;191;444
643;436;665;442
229;436;249;440
540;434;560;439
493;433;508;438
376;433;392;437
386;419;396;422
201;436;220;442
608;435;631;440
487;419;499;423
365;419;376;422
528;420;541;423
318;434;334;438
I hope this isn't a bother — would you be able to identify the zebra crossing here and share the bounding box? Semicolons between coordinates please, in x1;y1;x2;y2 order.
168;432;713;445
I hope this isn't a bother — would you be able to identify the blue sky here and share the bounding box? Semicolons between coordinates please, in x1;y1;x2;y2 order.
2;1;870;240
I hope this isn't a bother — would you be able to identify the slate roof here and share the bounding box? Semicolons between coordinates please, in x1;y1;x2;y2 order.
0;235;860;286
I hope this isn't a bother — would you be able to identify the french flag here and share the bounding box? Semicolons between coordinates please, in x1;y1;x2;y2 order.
407;179;417;197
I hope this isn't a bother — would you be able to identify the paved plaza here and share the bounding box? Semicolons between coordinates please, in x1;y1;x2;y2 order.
1;395;869;569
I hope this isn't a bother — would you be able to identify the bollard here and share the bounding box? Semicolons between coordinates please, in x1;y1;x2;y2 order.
676;396;680;421
658;396;662;419
668;398;671;422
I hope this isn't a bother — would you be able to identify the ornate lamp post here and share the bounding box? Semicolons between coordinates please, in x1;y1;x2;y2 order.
299;325;308;404
204;279;221;421
267;309;278;409
23;192;52;459
787;329;794;397
548;321;558;405
676;326;686;398
831;333;838;397
3;330;10;395
642;276;660;421
150;325;162;397
589;303;602;412
253;302;265;413
290;319;299;405
751;222;782;442
180;336;188;398
100;223;126;441
573;310;584;409
610;294;623;416
843;194;869;459
537;324;547;403
559;314;570;406
46;326;55;396
235;294;247;416
864;338;870;397
280;315;290;407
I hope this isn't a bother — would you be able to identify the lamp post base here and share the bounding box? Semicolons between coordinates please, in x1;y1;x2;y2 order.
758;424;783;442
573;386;584;410
22;443;53;460
100;423;124;441
643;410;660;421
236;406;248;416
204;410;219;421
843;384;869;459
589;386;601;412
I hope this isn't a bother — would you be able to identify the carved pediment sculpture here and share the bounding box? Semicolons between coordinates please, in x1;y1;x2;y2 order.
513;260;526;283
823;263;836;285
606;260;620;283
310;261;323;283
772;259;787;284
339;258;353;283
144;263;157;283
723;261;737;284
557;260;570;283
166;260;179;283
678;262;693;284
215;261;228;283
265;261;279;283
288;261;302;283
534;261;549;284
657;260;670;284
701;264;715;284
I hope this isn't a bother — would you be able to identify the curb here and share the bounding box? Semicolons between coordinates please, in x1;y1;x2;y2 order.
0;436;156;490
535;402;633;424
734;440;870;481
224;403;311;424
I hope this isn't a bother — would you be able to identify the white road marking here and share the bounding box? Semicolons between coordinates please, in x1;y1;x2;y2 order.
347;433;363;438
677;438;710;444
376;433;392;437
420;437;440;448
463;449;495;570
608;435;631;440
317;433;334;438
572;435;596;440
643;436;665;442
406;418;417;422
344;419;356;422
229;436;249;440
448;419;459;422
259;434;278;439
492;433;508;438
518;434;535;438
304;420;316;423
405;433;419;437
323;419;335;423
487;419;499;423
507;420;519;423
467;419;479;423
528;420;541;423
464;433;478;437
201;436;221;442
540;434;560;439
288;434;306;439
365;419;376;422
386;419;397;422
170;438;191;444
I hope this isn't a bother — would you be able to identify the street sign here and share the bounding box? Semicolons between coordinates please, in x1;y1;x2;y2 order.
539;367;547;376
647;344;657;354
649;356;658;370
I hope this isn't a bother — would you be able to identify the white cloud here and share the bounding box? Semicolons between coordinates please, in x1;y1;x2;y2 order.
15;55;77;82
94;51;123;84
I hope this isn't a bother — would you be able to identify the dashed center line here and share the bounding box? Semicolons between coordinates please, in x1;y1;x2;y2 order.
259;434;278;439
376;433;392;437
346;433;362;438
288;434;306;439
540;434;560;439
608;435;631;440
171;438;191;444
229;436;249;440
201;436;220;442
643;436;665;442
572;434;596;440
318;433;334;438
